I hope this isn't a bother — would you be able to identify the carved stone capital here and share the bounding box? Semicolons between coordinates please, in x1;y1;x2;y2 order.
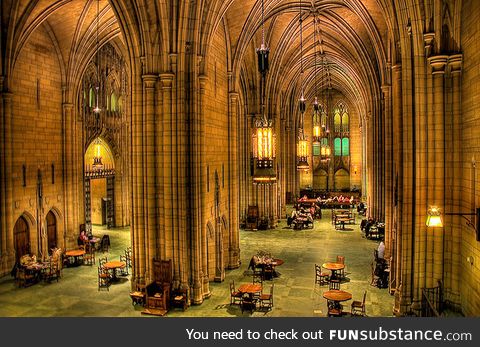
427;55;449;75
159;73;175;89
198;75;208;90
423;33;435;58
448;54;463;75
142;74;158;89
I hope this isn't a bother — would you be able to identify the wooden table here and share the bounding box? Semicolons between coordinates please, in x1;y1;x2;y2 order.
322;262;345;280
238;283;262;295
65;249;86;266
104;261;126;281
322;289;352;302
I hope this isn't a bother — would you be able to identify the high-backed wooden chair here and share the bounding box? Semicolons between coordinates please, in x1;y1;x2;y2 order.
259;283;274;311
230;280;243;305
246;205;259;230
336;255;345;279
314;264;329;285
145;259;172;314
351;290;367;316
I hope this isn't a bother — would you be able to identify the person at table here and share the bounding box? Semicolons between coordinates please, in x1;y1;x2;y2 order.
377;240;385;260
78;230;88;246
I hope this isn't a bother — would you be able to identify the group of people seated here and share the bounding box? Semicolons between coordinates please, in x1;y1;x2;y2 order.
287;206;315;229
360;218;385;239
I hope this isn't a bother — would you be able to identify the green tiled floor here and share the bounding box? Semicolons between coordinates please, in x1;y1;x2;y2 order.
0;209;394;317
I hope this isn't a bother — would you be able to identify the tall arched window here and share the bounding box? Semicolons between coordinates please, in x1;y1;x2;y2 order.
334;138;342;156
89;87;94;108
111;93;117;112
342;138;349;156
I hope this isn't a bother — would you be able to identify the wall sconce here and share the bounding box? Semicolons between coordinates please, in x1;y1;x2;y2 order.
353;166;358;175
466;256;474;265
426;205;480;241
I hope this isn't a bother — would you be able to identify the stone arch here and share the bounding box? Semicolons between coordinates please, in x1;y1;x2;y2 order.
334;168;350;191
13;212;36;262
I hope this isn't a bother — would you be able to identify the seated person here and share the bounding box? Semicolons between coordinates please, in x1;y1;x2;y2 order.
377;241;385;260
78;231;88;246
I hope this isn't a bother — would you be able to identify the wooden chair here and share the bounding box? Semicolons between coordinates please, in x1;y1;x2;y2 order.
15;267;36;287
241;293;256;314
125;247;132;269
314;264;329;285
246;205;259;230
263;264;274;281
171;288;189;311
145;259;172;313
100;235;110;253
329;279;341;290
119;255;129;276
230;281;243;305
252;267;263;284
370;262;379;287
44;260;61;283
258;283;274;311
129;277;147;306
351;290;367;316
327;300;343;317
336;255;345;279
83;243;96;266
98;266;111;291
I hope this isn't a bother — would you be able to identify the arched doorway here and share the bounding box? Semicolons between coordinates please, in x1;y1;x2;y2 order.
334;169;350;191
313;168;328;190
14;216;30;262
46;210;57;253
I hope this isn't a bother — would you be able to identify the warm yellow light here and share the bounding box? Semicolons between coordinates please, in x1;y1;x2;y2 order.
426;206;444;227
96;143;101;158
297;139;308;157
313;125;321;139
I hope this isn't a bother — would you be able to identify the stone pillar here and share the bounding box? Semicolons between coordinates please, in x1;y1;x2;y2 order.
428;55;448;286
228;92;240;268
448;54;462;305
197;74;210;298
3;92;14;265
391;64;403;313
62;102;74;249
382;85;393;258
142;74;158;276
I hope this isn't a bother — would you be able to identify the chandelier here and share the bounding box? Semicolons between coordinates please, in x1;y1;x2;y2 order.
92;138;104;170
93;0;101;114
320;54;331;161
312;15;321;144
296;0;309;171
252;0;276;183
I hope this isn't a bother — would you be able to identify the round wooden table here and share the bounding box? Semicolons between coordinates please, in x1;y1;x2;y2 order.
322;289;352;302
103;261;126;281
65;249;86;266
322;262;345;280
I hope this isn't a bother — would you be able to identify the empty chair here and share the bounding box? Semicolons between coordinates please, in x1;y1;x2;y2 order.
252;267;263;284
329;279;341;290
263;264;274;281
327;300;343;317
351;290;367;316
314;264;329;286
130;278;147;306
370;262;379;287
258;283;274;311
83;243;96;266
125;247;132;268
241;293;256;314
100;235;110;253
119;255;129;276
336;255;345;279
230;281;242;305
44;261;61;283
98;266;111;291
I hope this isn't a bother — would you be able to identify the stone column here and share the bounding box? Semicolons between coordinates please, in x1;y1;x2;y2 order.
3;92;14;266
448;54;462;305
382;85;393;258
391;64;403;313
228;92;240;268
142;74;158;275
197;74;210;298
427;55;448;286
62;102;74;249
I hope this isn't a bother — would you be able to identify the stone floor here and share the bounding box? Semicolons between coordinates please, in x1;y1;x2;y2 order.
0;209;394;317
